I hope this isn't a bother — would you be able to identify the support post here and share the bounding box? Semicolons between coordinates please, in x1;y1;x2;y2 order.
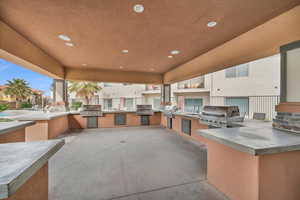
161;84;171;108
53;79;68;106
274;40;300;129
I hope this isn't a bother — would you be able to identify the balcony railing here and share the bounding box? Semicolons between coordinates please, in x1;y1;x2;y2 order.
177;76;205;89
145;85;161;91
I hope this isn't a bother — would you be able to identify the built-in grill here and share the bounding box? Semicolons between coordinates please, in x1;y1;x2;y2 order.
80;105;103;128
136;105;153;126
199;105;244;128
80;105;103;117
136;105;154;116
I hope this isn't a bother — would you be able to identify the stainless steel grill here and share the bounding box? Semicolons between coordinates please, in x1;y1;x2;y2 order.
80;105;103;117
199;105;244;127
136;105;153;116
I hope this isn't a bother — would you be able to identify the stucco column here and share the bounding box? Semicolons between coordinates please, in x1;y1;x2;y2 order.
161;84;171;107
275;40;300;114
53;79;68;105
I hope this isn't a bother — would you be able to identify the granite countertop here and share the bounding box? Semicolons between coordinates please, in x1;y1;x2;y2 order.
12;112;70;121
197;127;300;155
0;139;64;199
173;112;200;119
70;110;161;114
0;121;35;135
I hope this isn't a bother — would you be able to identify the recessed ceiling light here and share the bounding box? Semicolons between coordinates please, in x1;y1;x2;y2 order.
168;55;173;58
122;49;129;53
65;42;74;47
58;34;71;41
207;21;217;28
171;50;180;55
133;4;144;13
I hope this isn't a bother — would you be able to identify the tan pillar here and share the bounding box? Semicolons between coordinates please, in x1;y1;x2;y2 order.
161;84;171;107
274;41;300;130
53;79;68;105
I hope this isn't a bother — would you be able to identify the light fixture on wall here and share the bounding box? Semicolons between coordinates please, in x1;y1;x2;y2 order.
171;50;180;55
58;34;71;41
207;21;217;28
168;55;173;58
122;49;129;53
133;4;144;13
65;42;74;47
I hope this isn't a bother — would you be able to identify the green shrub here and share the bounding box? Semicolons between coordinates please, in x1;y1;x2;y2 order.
20;102;33;109
71;101;82;110
0;104;9;112
0;118;13;122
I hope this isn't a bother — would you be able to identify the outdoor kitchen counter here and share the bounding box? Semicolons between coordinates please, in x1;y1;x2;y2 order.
196;126;300;200
10;112;70;142
0;139;64;199
69;111;162;129
0;121;35;143
197;126;300;155
12;112;70;121
0;121;35;135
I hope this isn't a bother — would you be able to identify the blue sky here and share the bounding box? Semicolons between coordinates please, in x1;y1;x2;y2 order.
0;59;53;96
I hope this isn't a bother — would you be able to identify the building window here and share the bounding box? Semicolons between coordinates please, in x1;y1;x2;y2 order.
225;64;249;78
225;97;249;116
153;97;161;109
184;98;203;113
178;76;205;89
103;99;112;110
124;98;134;110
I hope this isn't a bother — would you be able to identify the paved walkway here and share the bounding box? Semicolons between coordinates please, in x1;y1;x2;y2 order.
49;127;229;200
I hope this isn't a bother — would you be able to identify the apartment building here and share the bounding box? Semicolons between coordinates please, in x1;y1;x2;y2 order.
69;55;280;119
143;54;280;119
210;54;280;119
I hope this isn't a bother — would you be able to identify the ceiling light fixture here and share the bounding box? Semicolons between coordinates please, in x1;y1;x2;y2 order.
207;21;217;28
122;49;129;53
171;50;180;55
133;4;144;13
58;34;71;41
82;64;87;66
65;42;74;47
168;55;173;58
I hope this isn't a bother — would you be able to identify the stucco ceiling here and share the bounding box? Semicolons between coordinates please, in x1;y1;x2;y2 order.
0;0;299;74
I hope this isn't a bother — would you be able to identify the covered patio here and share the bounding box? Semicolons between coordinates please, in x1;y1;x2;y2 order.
1;1;300;200
49;126;227;200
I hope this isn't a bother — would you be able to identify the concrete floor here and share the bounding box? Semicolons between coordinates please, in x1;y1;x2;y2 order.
49;127;229;200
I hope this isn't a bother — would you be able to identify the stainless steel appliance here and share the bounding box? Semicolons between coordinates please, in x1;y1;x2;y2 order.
136;105;154;116
136;105;153;126
199;105;244;128
80;105;103;128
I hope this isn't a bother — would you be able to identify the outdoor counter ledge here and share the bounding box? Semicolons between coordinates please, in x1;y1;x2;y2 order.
197;127;300;155
12;112;70;121
0;121;35;135
0;139;64;199
197;126;300;200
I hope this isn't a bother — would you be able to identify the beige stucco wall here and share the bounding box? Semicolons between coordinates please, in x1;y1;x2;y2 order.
211;55;280;97
286;48;300;102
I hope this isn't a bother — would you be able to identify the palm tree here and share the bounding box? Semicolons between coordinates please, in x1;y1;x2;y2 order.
68;81;101;104
4;79;32;108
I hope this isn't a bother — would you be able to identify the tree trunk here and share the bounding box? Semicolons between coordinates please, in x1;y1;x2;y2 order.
85;96;89;105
